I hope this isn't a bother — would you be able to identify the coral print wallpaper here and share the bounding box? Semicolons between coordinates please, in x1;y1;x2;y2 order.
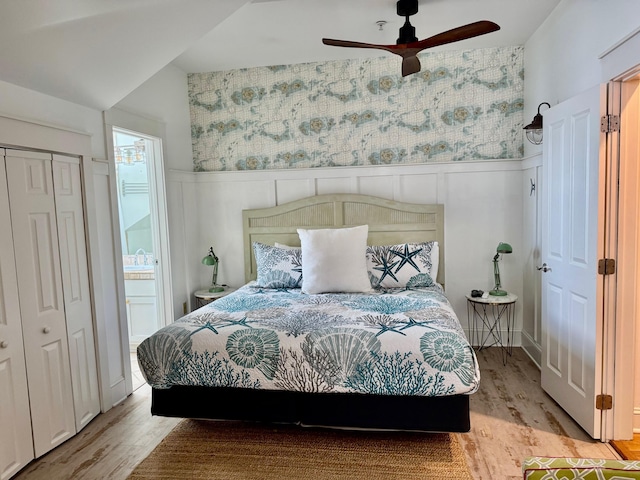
189;46;523;171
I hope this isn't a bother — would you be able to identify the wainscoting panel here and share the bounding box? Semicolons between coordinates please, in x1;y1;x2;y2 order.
168;159;527;345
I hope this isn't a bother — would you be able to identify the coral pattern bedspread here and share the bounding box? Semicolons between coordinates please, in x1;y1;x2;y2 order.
138;283;480;397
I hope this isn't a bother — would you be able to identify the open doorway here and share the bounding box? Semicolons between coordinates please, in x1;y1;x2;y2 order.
111;126;172;390
605;69;640;452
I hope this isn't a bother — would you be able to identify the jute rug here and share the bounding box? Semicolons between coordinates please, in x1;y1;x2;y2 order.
128;419;472;479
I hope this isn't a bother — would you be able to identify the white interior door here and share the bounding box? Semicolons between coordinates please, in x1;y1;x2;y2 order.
0;154;34;480
540;85;604;439
53;155;100;431
6;150;76;457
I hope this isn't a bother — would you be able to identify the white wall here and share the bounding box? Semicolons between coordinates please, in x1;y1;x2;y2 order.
523;0;640;158
114;64;193;171
0;79;106;158
168;159;525;344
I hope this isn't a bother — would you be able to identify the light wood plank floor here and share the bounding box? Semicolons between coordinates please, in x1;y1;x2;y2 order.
461;348;616;478
13;347;617;480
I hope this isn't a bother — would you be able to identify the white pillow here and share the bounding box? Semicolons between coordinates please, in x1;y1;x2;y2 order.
297;225;371;294
430;242;440;280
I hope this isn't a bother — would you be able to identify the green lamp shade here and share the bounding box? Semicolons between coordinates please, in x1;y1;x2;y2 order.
202;255;217;266
490;242;513;296
496;242;513;254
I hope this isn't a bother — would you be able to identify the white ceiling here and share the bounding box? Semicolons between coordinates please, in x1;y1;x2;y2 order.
0;0;560;111
173;0;561;73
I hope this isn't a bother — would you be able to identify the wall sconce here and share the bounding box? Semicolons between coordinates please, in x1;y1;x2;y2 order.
490;242;513;296
202;247;224;293
523;102;550;145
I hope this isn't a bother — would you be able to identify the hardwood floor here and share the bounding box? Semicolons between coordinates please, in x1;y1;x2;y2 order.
611;435;640;460
12;385;180;480
12;347;617;480
461;348;616;478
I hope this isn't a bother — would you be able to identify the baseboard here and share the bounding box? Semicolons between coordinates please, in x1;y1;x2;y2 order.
520;331;541;369
110;377;128;408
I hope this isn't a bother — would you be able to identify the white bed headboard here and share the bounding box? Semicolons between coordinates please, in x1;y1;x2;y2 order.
242;194;444;285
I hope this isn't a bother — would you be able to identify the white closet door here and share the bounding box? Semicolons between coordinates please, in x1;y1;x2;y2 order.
5;151;76;457
0;154;34;479
52;155;100;430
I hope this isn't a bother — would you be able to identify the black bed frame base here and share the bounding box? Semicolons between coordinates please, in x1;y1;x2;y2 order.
151;386;470;432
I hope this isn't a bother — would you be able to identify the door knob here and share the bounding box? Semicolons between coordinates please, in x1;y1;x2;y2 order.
0;340;7;348
42;326;51;334
537;263;552;273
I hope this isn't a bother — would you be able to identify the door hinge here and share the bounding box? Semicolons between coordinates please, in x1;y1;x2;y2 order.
596;394;613;410
598;258;616;275
600;114;620;133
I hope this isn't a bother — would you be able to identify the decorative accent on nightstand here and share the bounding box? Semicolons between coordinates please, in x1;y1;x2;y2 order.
490;242;512;296
202;247;224;293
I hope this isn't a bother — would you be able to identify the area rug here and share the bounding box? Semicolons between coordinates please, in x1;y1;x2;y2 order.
128;420;472;479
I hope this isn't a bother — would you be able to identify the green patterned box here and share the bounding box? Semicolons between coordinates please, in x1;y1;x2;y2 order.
523;457;640;479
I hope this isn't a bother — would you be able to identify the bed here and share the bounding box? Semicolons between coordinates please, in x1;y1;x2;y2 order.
140;194;479;432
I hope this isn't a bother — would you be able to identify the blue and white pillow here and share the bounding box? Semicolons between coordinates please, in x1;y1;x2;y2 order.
253;242;303;288
366;242;438;289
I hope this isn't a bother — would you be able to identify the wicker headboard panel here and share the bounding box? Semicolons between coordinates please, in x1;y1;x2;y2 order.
242;194;444;285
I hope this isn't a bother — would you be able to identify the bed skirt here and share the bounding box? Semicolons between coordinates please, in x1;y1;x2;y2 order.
151;386;471;432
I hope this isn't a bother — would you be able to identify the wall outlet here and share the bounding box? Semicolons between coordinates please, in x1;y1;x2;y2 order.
182;302;188;315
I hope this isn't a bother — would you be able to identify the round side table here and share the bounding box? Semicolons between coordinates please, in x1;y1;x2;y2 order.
466;292;517;365
193;287;236;310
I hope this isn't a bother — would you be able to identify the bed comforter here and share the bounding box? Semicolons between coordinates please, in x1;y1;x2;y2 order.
138;283;480;397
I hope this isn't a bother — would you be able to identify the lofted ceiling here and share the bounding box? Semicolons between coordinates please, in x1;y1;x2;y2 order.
0;0;560;111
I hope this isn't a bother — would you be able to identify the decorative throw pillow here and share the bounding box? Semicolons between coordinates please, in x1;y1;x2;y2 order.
252;242;303;288
297;225;371;294
366;241;439;289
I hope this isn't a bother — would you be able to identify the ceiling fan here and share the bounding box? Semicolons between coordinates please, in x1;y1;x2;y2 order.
322;0;500;77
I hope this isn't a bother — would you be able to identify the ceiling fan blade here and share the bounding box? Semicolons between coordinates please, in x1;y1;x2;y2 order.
322;19;500;77
413;20;500;50
402;56;421;77
322;38;395;54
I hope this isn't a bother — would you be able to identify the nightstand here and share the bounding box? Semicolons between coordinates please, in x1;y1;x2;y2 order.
193;287;236;310
466;292;517;365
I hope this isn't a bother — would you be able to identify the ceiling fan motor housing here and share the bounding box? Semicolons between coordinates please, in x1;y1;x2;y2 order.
397;0;418;17
396;0;419;44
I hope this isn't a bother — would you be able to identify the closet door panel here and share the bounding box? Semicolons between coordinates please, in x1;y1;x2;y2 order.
5;152;76;457
53;155;100;430
0;155;34;480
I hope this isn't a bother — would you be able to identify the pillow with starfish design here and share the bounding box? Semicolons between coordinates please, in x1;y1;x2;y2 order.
366;242;438;289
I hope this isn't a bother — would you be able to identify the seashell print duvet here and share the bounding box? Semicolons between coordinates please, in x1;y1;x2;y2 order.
138;282;480;397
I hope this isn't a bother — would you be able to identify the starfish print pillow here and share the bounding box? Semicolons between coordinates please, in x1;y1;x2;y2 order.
366;241;439;289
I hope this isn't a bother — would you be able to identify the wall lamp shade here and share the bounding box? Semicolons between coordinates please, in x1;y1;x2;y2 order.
202;247;224;293
490;242;513;296
523;102;550;145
